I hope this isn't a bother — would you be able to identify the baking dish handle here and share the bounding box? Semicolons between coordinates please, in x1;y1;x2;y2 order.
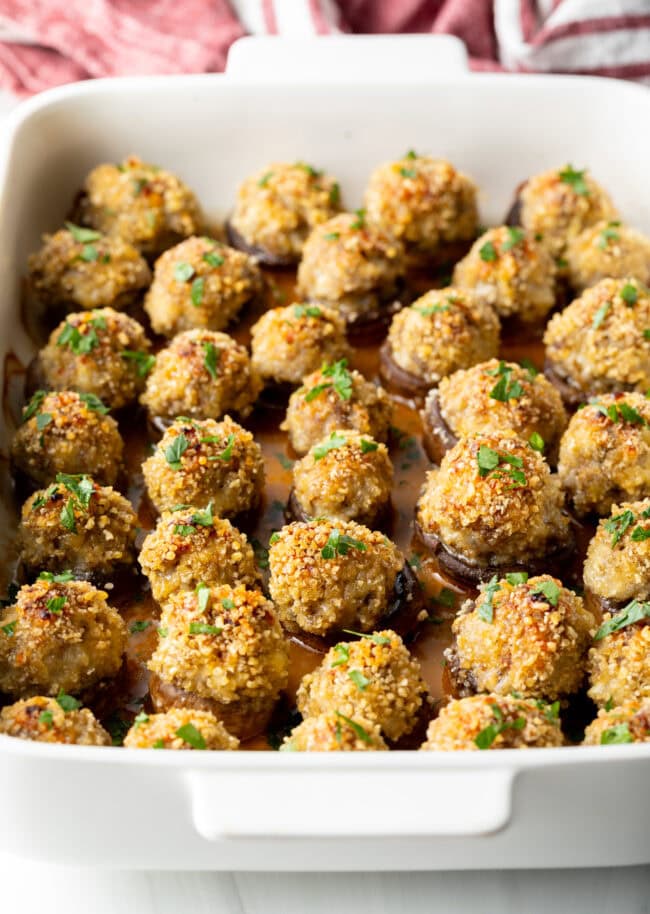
224;35;469;83
187;767;514;839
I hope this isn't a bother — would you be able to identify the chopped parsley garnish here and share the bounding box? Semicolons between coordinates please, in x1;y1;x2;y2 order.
592;300;611;330
39;570;74;583
176;723;206;750
413;300;450;317
132;177;149;195
595;599;650;641
621;283;638;306
321;529;367;559
164;432;189;470
342;630;391;645
60;498;77;532
501;226;525;251
324;232;340;241
157;626;169;638
488;362;525;402
202;341;220;379
258;171;273;187
594;399;647;426
22;390;47;421
121;349;155;377
39;710;54;727
76;392;110;414
304;358;353;402
56;690;81;711
331;643;350;667
558;165;589;196
605;509;637;546
505;572;529;586
400;166;417;179
479;240;497;262
133;711;149;728
56;473;94;509
329;182;340;205
130;620;150;633
360;438;378;454
293;304;322;318
334;711;372;744
46;596;67;614
597;221;621;249
295;161;322;178
519;358;539;379
476;446;527;488
222;597;235;610
477;575;500;623
1;621;16;636
529;432;545;452
189;622;222;636
631;525;650;542
190;276;205;307
313;431;348;460
644;329;650;341
36;412;52;432
405;149;417;159
207;433;235;461
348;669;371;691
152;739;165;749
530;579;560;606
350;208;366;230
65;222;102;243
203;250;224;268
57;318;104;354
269;532;280;545
196;582;210;613
600;723;633;745
474;704;526;749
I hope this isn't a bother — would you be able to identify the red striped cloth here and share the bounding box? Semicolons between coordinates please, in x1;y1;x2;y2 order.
0;0;648;95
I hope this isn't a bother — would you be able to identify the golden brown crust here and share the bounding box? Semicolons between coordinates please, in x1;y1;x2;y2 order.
448;574;595;699
420;694;564;750
11;390;123;486
544;278;650;400
282;363;393;456
364;155;478;258
416;432;571;568
387;287;500;385
296;212;405;320
583;498;650;603
435;359;567;463
123;708;239;750
142;415;265;516
281;711;387;751
0;578;126;698
250;303;350;386
139;510;261;604
28;226;151;311
588;616;650;707
566;221;650;292
78;155;203;255
583;700;650;745
0;696;111;745
141;329;261;420
144;236;263;337
558;393;650;518
39;307;152;409
19;480;138;576
296;630;428;741
230;162;342;261
268;520;405;637
452;226;556;325
291;430;393;526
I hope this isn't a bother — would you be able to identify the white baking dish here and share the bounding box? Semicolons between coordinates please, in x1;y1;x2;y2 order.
1;35;649;871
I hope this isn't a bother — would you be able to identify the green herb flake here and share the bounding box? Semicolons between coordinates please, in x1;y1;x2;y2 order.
79;244;99;262
529;431;545;452
189;621;222;636
313;431;348;460
595;599;650;641
130;620;150;634
342;629;391;646
621;283;638;306
501;226;525;252
477;575;500;623
350;208;366;230
121;349;155;377
176;723;206;750
196;582;210;613
60;498;77;533
505;572;529;586
474;704;526;749
133;711;150;728
601;722;633;745
558;165;590;196
152;739;166;749
1;621;16;637
190;276;205;307
258;171;273;187
400;166;417;179
348;669;371;691
321;529;367;559
489;364;525;402
65;222;102;243
360;438;378;454
592;300;611;330
476;445;500;476
597;221;621;249
39;710;54;728
202;341;220;380
324;232;340;241
164;432;189;470
305;359;353;403
329;182;340;206
56;690;81;712
293;304;322;318
36;412;52;433
39;571;74;583
22;390;47;421
203;251;224;268
530;579;561;606
479;240;497;263
269;532;281;546
334;710;372;744
57;321;101;355
56;472;94;509
207;433;235;462
173;524;196;537
519;358;539;379
331;642;350;668
46;596;67;614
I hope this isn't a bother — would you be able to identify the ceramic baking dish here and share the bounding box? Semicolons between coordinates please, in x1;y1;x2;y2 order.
1;35;649;871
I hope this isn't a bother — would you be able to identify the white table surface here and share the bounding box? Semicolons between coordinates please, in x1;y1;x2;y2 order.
1;852;649;913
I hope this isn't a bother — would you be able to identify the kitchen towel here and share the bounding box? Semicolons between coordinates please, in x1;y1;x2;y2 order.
0;0;648;95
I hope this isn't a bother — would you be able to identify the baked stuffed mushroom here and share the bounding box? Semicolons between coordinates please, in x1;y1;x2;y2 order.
508;164;618;264
28;223;151;313
148;583;288;739
227;161;342;265
296;211;405;334
281;711;387;752
250;303;350;389
446;573;595;700
420;694;564;751
415;432;572;583
422;359;567;465
77;155;203;256
583;700;650;745
588;602;650;708
296;630;429;742
11;390;123;487
141;329;261;423
0;695;111;746
289;430;393;527
282;360;392;456
123;708;239;750
380;287;499;399
0;576;125;698
363;153;478;266
268;520;414;639
142;416;264;517
18;477;138;578
558;393;650;518
583;498;650;613
139;508;260;604
144;237;263;337
544;278;650;406
566;221;650;292
452;226;556;330
37;308;152;409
